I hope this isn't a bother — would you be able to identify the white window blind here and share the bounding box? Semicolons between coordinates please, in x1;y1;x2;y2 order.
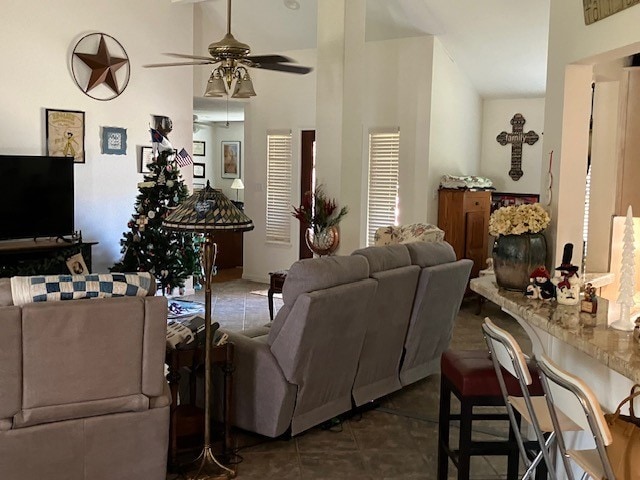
366;128;400;246
266;130;292;243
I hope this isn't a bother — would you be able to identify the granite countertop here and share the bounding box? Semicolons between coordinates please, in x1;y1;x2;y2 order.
470;275;640;384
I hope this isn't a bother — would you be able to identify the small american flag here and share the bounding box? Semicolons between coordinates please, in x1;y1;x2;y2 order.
176;148;193;167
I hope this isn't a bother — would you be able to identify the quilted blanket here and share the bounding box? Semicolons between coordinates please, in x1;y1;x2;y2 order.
10;272;154;306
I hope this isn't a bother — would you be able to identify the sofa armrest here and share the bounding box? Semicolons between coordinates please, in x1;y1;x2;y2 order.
217;331;297;438
149;380;171;409
240;325;271;338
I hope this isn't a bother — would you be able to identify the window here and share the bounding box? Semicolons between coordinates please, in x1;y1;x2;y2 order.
266;130;293;243
366;128;400;246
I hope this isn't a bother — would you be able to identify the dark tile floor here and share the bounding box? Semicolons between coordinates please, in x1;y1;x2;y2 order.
177;278;532;480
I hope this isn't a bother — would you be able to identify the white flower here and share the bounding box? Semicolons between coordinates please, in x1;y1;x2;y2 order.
489;203;550;236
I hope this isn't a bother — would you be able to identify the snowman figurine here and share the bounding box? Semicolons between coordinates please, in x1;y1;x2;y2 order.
553;243;581;306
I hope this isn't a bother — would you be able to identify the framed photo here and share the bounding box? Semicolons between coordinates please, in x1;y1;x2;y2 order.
193;162;205;178
221;141;241;179
46;108;85;163
193;140;206;156
101;126;127;155
140;146;155;174
66;252;89;275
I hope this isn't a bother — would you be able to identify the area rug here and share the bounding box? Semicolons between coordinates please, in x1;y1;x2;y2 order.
250;289;282;299
167;299;204;319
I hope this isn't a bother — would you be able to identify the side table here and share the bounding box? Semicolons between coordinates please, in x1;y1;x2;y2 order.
165;341;234;468
268;270;288;320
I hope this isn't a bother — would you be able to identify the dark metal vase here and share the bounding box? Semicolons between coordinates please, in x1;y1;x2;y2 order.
492;233;547;291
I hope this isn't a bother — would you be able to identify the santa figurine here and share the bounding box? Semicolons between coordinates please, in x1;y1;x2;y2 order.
526;266;555;300
553;243;581;306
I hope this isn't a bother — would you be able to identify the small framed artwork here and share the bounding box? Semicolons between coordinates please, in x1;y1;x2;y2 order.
66;253;89;275
140;146;155;173
221;141;240;179
46;108;85;163
193;140;206;156
101;126;127;155
193;162;205;178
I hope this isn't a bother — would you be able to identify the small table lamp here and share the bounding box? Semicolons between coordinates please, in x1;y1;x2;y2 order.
163;181;253;479
230;178;244;202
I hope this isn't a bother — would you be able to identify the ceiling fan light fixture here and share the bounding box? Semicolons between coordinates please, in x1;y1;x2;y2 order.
232;72;256;98
204;69;227;97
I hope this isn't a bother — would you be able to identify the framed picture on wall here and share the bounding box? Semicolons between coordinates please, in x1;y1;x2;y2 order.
140;146;155;173
221;141;240;179
45;108;85;163
101;126;127;155
193;162;205;178
193;140;206;156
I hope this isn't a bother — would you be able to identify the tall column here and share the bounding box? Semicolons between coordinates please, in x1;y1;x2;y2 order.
315;0;366;253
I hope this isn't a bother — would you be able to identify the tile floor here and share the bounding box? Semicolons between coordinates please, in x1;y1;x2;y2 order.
177;277;532;480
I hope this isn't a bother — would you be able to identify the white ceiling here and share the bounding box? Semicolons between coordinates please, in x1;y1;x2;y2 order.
190;0;550;122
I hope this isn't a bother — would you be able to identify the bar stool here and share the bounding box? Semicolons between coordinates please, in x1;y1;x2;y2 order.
438;349;544;480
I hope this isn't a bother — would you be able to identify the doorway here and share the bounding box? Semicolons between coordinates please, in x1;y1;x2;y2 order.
299;130;315;259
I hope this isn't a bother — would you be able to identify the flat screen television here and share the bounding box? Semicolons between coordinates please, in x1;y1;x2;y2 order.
0;155;74;241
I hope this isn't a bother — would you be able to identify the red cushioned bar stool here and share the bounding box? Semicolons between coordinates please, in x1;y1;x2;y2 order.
438;350;545;480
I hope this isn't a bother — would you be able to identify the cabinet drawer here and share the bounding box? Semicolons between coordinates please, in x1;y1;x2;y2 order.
463;192;490;212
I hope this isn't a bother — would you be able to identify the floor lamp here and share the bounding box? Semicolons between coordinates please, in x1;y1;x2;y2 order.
164;181;253;479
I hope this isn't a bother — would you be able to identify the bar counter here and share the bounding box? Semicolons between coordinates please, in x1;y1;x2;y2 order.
470;275;640;407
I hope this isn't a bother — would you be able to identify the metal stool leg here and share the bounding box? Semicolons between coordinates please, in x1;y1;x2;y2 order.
457;400;473;480
437;376;451;480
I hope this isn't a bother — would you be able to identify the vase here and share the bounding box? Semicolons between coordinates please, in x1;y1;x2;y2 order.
493;233;547;291
305;226;339;256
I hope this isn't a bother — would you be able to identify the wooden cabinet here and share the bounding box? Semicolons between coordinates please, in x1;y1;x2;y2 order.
437;189;491;280
213;231;243;269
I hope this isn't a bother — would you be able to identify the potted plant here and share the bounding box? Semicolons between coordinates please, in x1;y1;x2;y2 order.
292;185;348;255
489;203;551;291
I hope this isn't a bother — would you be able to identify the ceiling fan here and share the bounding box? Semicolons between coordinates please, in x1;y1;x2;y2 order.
144;0;312;98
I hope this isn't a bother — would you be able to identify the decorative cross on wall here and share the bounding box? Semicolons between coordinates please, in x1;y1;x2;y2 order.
496;113;539;181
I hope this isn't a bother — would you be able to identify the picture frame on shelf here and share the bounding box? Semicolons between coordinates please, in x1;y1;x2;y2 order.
45;108;85;163
101;126;127;155
221;141;240;179
140;146;155;174
193;140;206;156
193;162;205;178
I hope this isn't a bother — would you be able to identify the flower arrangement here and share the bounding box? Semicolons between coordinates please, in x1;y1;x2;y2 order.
292;185;348;235
489;203;550;236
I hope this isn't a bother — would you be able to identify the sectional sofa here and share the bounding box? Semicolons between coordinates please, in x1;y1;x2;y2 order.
219;241;472;438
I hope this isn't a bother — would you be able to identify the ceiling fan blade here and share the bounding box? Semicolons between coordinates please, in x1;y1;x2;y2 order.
164;53;217;62
245;54;294;64
143;61;214;68
253;63;313;74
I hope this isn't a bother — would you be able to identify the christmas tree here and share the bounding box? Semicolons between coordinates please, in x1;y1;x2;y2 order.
111;118;199;293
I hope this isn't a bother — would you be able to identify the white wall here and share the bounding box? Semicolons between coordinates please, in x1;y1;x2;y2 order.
0;0;194;273
242;49;318;283
544;2;640;266
428;38;483;223
193;125;215;187
480;98;545;194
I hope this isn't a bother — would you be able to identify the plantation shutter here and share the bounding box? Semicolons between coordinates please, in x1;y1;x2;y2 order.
266;130;292;243
366;128;400;246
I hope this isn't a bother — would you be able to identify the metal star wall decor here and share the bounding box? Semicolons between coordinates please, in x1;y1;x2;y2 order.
71;33;130;101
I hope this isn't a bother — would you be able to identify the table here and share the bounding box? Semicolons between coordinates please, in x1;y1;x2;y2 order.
470;275;638;413
165;341;234;468
268;270;287;320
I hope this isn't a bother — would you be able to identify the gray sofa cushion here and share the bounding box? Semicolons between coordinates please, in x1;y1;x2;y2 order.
269;255;369;342
351;244;411;273
405;241;456;266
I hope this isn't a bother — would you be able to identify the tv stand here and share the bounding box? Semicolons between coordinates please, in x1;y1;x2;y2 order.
0;239;98;278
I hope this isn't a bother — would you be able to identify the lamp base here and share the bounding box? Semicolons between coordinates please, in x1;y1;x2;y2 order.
182;445;236;479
